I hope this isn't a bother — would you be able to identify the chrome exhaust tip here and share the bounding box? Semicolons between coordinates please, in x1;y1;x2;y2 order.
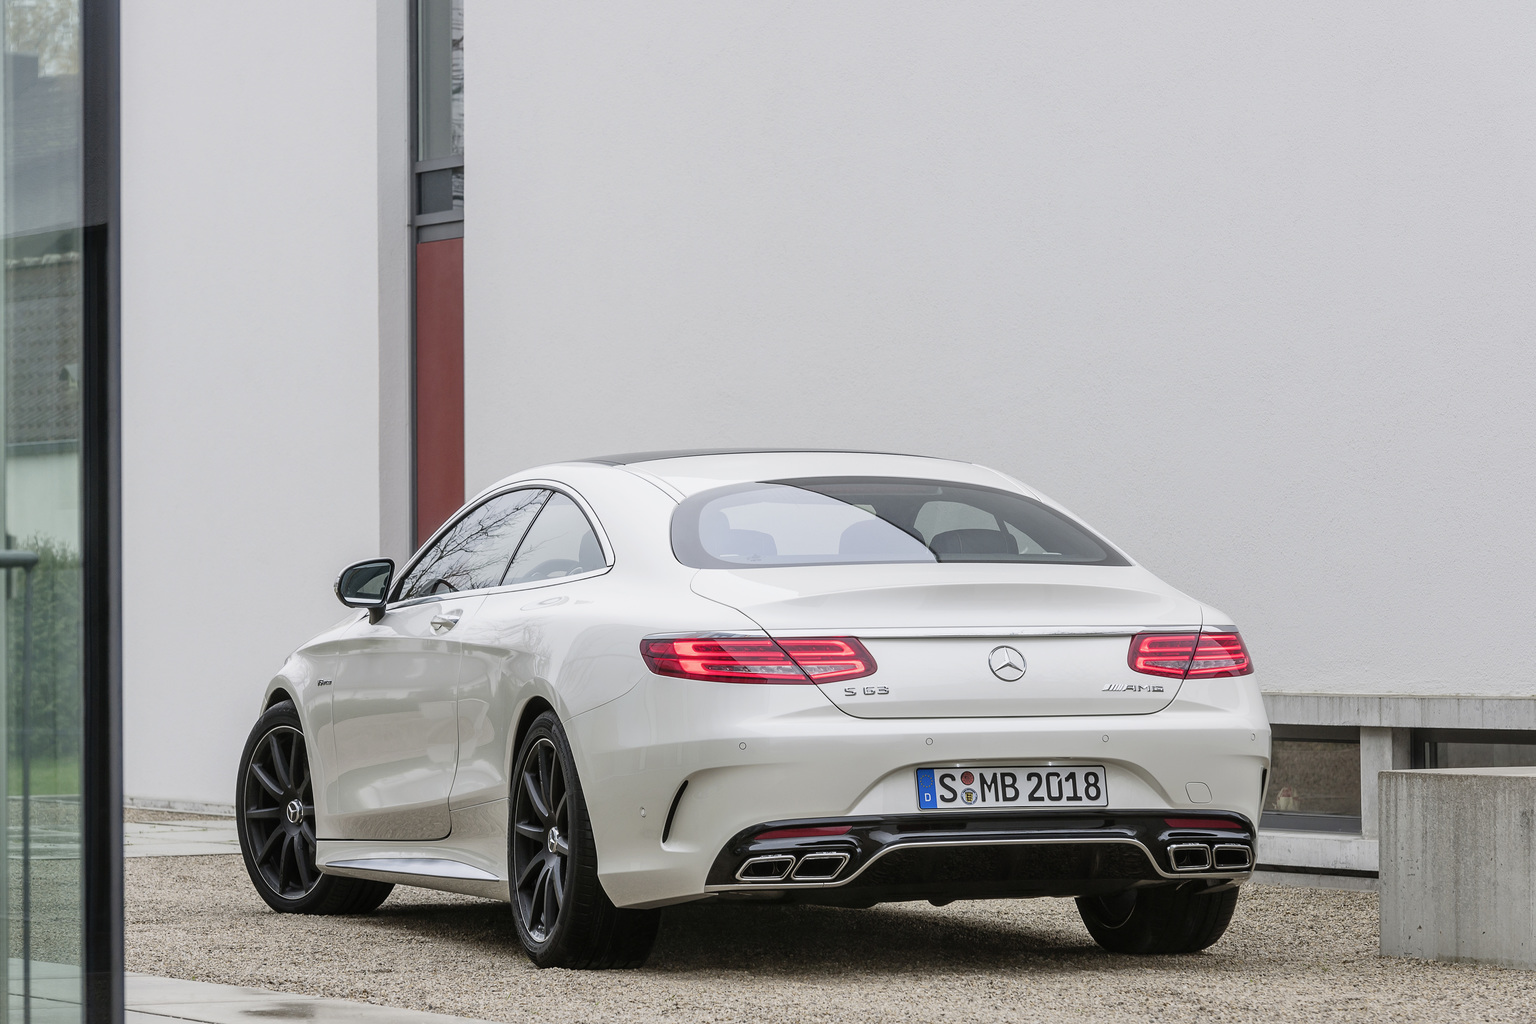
1212;843;1253;870
1168;843;1214;872
791;852;850;881
736;854;796;882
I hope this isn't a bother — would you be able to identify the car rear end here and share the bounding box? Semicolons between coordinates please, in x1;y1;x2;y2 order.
573;455;1269;928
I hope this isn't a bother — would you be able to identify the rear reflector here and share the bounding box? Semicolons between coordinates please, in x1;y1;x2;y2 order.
754;825;853;840
640;637;876;684
1128;632;1253;679
1164;818;1241;830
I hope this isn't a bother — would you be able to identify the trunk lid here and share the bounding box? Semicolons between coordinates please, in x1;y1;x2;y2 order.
690;563;1203;718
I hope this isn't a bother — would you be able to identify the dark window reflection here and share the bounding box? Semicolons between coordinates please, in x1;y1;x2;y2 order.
397;489;548;599
1261;729;1362;833
416;0;463;162
4;0;86;1017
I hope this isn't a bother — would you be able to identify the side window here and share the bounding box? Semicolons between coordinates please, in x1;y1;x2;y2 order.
396;489;548;600
503;493;606;585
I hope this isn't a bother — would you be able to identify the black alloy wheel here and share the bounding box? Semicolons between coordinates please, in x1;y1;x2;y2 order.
508;711;660;968
242;722;317;899
236;701;394;915
512;736;570;942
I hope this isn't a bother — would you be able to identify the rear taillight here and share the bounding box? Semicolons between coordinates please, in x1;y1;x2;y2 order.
1128;632;1253;679
1186;633;1253;677
640;636;876;684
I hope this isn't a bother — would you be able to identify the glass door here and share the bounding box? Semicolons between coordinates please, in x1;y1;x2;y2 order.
2;0;86;1020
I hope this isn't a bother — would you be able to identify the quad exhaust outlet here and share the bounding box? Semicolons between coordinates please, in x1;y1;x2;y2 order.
1169;841;1252;872
736;851;851;883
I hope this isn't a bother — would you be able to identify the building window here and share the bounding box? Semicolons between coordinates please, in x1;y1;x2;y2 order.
1261;725;1362;833
1413;729;1536;770
412;0;465;546
414;0;463;232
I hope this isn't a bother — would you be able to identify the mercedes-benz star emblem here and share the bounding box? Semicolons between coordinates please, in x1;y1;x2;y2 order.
285;799;304;825
988;645;1027;681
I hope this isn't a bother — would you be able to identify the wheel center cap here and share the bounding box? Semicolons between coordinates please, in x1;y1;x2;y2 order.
547;827;561;855
285;799;304;825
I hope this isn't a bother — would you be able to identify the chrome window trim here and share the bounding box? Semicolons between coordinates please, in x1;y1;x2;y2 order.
388;479;615;609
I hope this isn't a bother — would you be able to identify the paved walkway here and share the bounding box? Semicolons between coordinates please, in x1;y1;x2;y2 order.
9;963;496;1023
13;821;489;1022
9;810;241;862
126;974;499;1023
124;818;239;858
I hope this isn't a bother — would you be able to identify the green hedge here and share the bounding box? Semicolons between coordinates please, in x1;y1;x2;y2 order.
6;537;82;794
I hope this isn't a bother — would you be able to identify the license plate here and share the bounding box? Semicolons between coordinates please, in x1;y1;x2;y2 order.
915;765;1108;810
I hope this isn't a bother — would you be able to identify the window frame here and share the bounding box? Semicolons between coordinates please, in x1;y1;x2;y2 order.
390;481;614;607
1259;725;1363;834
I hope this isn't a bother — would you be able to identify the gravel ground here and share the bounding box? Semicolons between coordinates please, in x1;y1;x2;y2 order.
126;853;1536;1024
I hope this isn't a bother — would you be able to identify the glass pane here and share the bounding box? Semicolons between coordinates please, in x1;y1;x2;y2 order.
504;495;605;584
416;0;463;161
2;0;85;1019
675;483;935;568
397;489;547;599
1264;739;1361;817
1426;742;1536;769
416;167;464;215
672;477;1128;569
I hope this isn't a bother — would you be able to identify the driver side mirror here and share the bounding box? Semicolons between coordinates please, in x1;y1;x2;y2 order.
335;558;394;622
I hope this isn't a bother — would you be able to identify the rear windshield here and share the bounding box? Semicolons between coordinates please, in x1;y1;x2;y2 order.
671;477;1129;568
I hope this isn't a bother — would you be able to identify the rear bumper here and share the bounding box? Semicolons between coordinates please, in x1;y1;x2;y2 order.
704;811;1255;905
570;674;1269;908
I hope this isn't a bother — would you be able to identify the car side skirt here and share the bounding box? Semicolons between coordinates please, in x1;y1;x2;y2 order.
313;797;512;902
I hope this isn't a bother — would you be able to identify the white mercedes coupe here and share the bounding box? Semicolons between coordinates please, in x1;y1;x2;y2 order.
237;450;1270;968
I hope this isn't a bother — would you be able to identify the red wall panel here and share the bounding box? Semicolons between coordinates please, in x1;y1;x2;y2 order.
414;237;464;547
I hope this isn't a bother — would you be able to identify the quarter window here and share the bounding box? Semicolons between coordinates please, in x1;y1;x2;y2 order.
397;488;547;599
503;493;606;584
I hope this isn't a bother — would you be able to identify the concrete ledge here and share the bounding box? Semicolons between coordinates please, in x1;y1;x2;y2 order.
1258;829;1377;874
1264;692;1536;731
1380;766;1536;968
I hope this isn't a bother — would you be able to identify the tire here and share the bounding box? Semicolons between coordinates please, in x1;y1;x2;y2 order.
236;701;394;915
1076;882;1239;954
509;711;660;968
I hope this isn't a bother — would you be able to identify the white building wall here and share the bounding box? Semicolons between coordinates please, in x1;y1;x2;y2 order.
464;2;1536;700
121;1;409;806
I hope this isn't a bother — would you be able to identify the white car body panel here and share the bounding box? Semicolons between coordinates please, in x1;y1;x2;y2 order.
572;675;1266;907
258;451;1271;909
688;562;1205;717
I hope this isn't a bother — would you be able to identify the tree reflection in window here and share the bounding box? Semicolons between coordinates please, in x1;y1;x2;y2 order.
397;489;547;599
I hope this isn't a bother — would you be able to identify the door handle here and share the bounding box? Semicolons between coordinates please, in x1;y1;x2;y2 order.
430;610;463;634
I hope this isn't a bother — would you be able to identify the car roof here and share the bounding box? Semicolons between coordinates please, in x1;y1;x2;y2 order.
561;450;1035;499
575;447;921;466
